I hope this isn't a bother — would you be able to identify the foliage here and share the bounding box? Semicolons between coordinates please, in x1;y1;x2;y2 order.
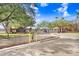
37;21;50;28
0;3;36;38
51;18;71;28
37;17;73;32
0;3;36;27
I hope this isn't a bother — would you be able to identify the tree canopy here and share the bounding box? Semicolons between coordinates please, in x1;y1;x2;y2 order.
0;3;35;28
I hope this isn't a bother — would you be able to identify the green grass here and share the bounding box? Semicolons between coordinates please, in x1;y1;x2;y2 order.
0;33;32;39
0;32;79;39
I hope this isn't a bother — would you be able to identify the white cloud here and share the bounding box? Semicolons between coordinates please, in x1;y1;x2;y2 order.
57;3;68;13
76;9;79;12
57;3;70;17
58;7;63;13
63;11;70;17
62;3;68;7
30;5;38;10
40;3;48;7
37;14;40;17
30;4;39;14
34;7;39;13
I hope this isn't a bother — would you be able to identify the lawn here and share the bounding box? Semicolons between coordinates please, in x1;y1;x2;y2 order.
0;32;79;39
0;33;32;39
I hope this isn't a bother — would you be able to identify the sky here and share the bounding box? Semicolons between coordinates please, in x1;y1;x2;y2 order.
34;3;79;24
0;3;79;29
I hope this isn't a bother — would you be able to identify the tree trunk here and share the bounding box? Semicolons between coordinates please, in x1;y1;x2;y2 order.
2;21;10;39
1;9;16;39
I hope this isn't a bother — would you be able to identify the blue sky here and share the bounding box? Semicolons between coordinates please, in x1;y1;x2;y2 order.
34;3;79;24
0;3;79;29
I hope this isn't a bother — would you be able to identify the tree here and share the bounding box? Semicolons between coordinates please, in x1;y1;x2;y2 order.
0;3;35;38
37;20;50;29
75;12;79;31
0;4;18;38
51;17;72;32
